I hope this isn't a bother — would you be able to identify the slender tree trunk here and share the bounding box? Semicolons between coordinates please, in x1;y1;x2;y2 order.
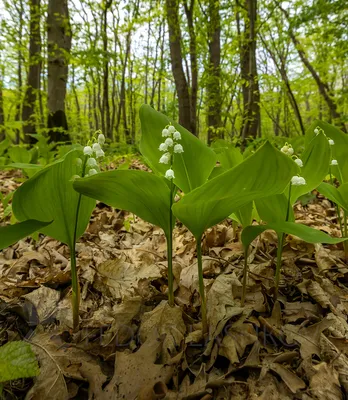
47;0;72;142
0;77;4;141
15;0;24;144
166;0;192;132
278;4;346;133
241;0;261;145
22;0;41;145
206;0;222;143
102;0;112;139
71;65;82;134
157;19;166;111
183;0;198;136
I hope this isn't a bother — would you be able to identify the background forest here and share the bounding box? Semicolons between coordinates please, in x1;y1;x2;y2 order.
0;0;347;148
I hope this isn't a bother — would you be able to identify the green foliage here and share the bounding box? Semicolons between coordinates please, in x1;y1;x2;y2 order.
241;221;345;251
255;194;295;223
74;170;173;238
139;105;217;193
317;182;348;213
0;219;52;250
172;141;298;240
0;341;39;383
12;150;95;249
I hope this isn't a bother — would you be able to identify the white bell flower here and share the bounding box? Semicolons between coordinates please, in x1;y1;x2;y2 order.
314;128;319;135
173;131;181;140
281;145;289;154
98;133;105;145
93;143;101;152
331;159;338;166
71;174;80;180
95;149;105;158
83;146;93;156
328;139;334;145
165;169;175;180
162;128;170;137
88;169;98;176
75;158;82;167
287;147;294;156
294;158;303;167
291;176;306;186
159;142;168;152
165;138;174;147
168;125;176;134
87;157;98;167
174;144;184;153
159;153;171;164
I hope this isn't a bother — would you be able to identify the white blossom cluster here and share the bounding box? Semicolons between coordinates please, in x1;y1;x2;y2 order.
73;133;106;179
280;143;294;156
314;126;337;167
281;142;305;180
291;175;306;186
158;124;184;180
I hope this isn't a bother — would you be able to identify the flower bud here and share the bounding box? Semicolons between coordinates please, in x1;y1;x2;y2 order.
281;145;289;154
164;138;174;147
87;157;98;167
83;146;93;156
331;159;338;166
287;147;294;156
75;158;83;167
173;131;181;140
159;143;168;152
88;169;98;176
162;128;170;137
165;169;175;180
314;128;319;135
328;139;334;145
168;125;176;134
174;144;184;153
98;133;105;145
294;158;303;167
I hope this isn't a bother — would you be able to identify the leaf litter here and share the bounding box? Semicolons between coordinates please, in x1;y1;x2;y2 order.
1;168;348;399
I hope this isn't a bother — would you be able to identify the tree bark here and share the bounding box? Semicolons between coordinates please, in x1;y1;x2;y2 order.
166;0;192;133
22;0;41;145
206;0;222;144
240;0;261;145
47;0;72;142
102;0;112;139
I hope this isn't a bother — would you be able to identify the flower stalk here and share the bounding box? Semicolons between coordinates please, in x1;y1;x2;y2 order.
196;238;207;334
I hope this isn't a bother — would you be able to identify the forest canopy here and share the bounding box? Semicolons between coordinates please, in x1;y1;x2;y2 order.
0;0;347;146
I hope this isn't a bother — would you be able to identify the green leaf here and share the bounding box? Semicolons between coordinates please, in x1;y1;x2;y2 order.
8;146;31;164
291;132;330;204
73;169;173;237
139;104;217;193
231;202;254;227
211;139;243;170
0;341;39;382
0;138;10;157
255;193;295;223
317;182;348;213
0;219;52;250
241;221;346;251
172;141;298;240
12;150;95;249
306;120;348;184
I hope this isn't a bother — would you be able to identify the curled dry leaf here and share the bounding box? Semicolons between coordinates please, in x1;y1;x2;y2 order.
139;300;186;363
309;362;342;400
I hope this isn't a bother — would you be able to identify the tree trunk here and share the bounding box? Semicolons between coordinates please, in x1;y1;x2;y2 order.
47;0;71;142
240;0;261;145
15;0;24;144
22;0;41;145
278;4;346;133
0;77;4;141
166;0;192;132
102;0;112;139
206;0;222;144
183;0;198;136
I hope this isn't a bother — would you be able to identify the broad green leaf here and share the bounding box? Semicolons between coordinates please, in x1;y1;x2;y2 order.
241;221;346;250
12;150;95;248
306;120;348;183
255;193;295;223
211;139;243;169
74;169;173;237
0;219;52;250
291;133;330;204
317;182;348;213
0;341;39;382
172;141;298;240
139;104;217;193
231;202;254;227
0;138;10;156
8;146;31;164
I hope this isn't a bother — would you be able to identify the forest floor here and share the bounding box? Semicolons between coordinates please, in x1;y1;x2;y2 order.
1;162;348;400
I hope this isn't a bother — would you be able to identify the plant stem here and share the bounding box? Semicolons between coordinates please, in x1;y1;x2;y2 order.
330;169;344;235
274;183;292;299
241;246;249;306
167;179;175;306
196;238;207;334
70;156;87;330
